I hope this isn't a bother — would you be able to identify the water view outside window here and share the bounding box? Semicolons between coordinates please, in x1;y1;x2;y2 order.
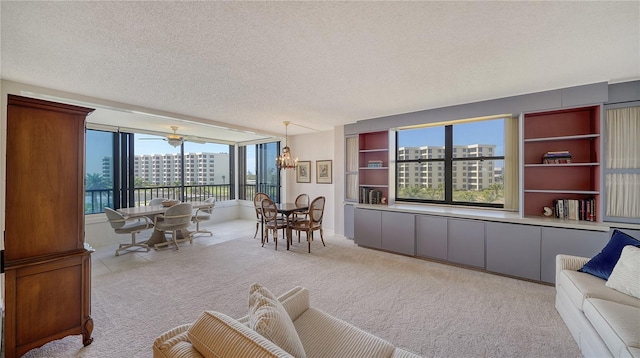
396;118;505;207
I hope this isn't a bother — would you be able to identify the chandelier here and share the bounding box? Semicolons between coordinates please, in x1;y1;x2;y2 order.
276;121;298;170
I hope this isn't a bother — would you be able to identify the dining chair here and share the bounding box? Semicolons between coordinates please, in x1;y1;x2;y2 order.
192;197;216;236
261;197;287;250
153;202;194;250
253;192;270;239
292;193;310;241
149;198;167;206
290;196;326;253
104;207;154;256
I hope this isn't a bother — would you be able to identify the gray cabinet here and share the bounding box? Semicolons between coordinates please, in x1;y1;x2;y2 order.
540;227;609;283
344;204;355;239
448;219;485;268
381;211;415;256
353;206;618;284
354;208;381;249
416;215;448;260
486;222;541;281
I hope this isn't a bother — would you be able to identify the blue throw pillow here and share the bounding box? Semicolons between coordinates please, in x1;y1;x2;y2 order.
579;229;640;280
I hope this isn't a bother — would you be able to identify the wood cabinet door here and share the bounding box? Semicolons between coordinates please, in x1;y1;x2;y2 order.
5;96;92;261
4;95;95;357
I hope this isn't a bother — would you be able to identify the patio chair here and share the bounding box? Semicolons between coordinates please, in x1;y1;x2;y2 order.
149;198;167;206
192;197;216;236
153;203;194;250
105;207;154;256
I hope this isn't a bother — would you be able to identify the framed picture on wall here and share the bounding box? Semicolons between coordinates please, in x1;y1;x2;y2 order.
296;161;311;183
316;160;332;184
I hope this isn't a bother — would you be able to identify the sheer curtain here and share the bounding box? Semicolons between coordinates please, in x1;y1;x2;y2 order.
605;106;640;219
503;115;519;211
345;136;359;201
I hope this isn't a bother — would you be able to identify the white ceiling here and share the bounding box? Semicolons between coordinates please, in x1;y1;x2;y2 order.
1;1;639;142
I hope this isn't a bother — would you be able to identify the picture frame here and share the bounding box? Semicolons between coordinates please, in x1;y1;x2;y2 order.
316;160;332;184
296;161;311;183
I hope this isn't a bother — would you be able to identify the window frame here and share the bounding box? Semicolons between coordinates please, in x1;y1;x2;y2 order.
85;128;235;213
395;120;506;208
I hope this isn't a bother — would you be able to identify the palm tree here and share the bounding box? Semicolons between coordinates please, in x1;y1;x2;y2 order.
401;185;424;199
85;173;110;190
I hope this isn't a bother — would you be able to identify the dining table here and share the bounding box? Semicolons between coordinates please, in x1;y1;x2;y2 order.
275;203;308;250
118;201;213;247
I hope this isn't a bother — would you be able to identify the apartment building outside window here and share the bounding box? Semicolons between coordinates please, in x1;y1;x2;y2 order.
396;116;515;208
85;129;234;214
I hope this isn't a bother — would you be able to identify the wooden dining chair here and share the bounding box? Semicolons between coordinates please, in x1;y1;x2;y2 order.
292;193;310;242
253;192;270;239
261;197;287;250
290;196;326;253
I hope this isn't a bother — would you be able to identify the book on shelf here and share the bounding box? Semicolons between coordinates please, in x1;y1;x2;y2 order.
367;160;384;168
552;198;596;221
542;150;572;164
359;187;383;204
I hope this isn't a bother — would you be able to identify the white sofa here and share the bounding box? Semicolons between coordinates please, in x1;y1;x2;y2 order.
153;285;421;358
555;254;640;357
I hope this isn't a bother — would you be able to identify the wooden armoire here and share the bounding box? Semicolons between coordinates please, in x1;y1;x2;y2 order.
4;95;94;357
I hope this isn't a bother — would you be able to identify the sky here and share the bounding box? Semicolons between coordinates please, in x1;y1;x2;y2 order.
398;118;505;155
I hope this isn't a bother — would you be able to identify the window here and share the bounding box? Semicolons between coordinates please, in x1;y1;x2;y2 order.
85;128;233;213
396;117;510;208
239;142;280;202
85;129;115;214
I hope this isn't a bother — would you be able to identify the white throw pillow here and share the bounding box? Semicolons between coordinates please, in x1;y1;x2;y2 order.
606;245;640;299
249;283;307;358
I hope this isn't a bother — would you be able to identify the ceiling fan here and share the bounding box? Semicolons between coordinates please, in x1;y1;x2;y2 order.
140;126;185;147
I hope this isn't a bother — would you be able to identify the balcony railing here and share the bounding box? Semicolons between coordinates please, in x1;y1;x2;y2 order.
85;183;279;214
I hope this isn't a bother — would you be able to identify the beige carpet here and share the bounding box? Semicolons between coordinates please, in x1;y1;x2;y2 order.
22;222;581;358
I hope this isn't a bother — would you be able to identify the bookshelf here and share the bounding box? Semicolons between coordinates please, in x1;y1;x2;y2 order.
523;106;601;221
359;131;389;205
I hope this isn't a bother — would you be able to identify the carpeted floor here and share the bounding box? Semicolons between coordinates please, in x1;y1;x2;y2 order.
22;220;581;357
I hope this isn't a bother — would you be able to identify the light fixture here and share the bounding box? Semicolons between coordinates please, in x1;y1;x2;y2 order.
276;121;298;170
167;126;184;147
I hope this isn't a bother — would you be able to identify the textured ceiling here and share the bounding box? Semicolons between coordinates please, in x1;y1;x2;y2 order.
1;1;639;141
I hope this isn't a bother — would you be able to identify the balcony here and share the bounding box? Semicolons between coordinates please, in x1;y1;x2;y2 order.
85;183;280;214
